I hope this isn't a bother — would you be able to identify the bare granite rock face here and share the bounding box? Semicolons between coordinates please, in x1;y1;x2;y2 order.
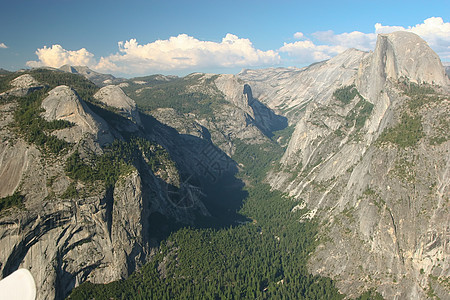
268;32;450;299
0;74;44;99
0;80;211;299
59;65;124;86
148;73;285;156
94;85;142;126
357;31;449;104
0;170;153;299
41;85;114;148
10;74;40;88
238;48;370;123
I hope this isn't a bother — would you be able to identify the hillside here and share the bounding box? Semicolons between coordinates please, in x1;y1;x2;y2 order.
0;31;448;300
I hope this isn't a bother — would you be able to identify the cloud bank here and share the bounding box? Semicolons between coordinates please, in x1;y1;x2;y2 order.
26;17;449;75
27;34;280;75
26;45;95;68
281;17;450;63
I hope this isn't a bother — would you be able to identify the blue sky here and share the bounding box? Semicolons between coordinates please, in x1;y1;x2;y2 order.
0;0;449;77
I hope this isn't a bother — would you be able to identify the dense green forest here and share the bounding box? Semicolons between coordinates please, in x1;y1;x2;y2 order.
65;78;390;299
0;192;24;213
1;71;383;298
68;134;347;299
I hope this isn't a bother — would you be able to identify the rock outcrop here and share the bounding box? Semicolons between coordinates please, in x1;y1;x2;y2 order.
94;85;142;126
0;74;44;99
357;31;449;103
267;32;450;299
239;48;370;122
145;73;286;156
59;65;124;86
41;85;114;147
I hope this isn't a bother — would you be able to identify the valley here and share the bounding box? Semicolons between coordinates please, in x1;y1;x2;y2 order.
0;31;448;300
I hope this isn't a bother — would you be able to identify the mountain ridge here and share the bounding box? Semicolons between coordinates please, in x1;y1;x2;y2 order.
0;31;448;299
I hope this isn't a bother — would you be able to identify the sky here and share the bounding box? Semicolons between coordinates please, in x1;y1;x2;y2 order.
0;0;449;77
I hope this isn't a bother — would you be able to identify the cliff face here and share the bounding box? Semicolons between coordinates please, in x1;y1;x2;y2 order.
266;32;449;299
125;73;286;156
41;85;115;147
238;48;370;123
0;72;242;299
1;31;448;300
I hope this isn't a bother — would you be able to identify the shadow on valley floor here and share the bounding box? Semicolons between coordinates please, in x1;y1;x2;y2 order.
139;113;250;242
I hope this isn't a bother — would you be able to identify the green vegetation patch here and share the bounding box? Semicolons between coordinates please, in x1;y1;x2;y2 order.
333;84;361;105
65;137;176;188
61;182;78;199
356;289;385;300
0;192;24;212
29;69;99;102
0;72;19;94
400;81;439;111
344;99;374;132
12;88;73;154
377;113;424;148
392;158;416;183
429;118;450;145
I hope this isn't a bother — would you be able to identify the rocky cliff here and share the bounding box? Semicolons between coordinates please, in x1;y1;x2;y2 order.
121;73;286;156
265;32;449;299
238;48;370;123
0;70;243;299
0;31;448;300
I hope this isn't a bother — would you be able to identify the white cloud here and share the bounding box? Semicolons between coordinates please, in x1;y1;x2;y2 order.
279;40;346;64
312;30;376;51
95;33;280;74
26;44;96;68
293;32;304;39
26;17;449;76
0;43;7;49
283;17;450;65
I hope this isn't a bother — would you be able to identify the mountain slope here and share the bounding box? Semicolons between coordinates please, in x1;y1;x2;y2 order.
0;70;254;299
266;31;449;299
0;31;448;300
238;48;369;123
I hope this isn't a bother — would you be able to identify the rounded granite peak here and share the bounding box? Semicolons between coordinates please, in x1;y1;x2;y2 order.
10;74;40;89
94;85;142;125
41;85;113;146
375;31;448;86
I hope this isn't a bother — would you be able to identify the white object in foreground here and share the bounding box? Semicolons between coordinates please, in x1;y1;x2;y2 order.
0;269;36;300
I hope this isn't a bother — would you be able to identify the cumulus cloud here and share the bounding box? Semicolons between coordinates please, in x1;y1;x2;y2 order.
293;32;305;39
312;30;376;51
26;44;96;68
282;17;450;65
95;33;280;74
26;17;449;75
0;43;7;49
279;40;346;64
